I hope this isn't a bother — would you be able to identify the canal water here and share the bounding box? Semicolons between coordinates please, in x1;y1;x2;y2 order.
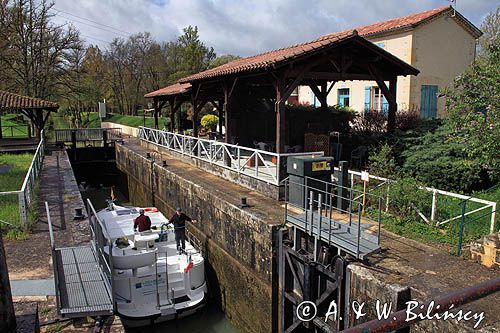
72;157;239;333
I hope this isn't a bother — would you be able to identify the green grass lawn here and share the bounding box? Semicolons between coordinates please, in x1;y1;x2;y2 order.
0;153;33;228
0;153;33;191
106;113;170;128
1;114;31;138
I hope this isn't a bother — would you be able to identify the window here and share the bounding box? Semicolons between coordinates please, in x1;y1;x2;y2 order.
364;86;388;113
337;88;350;107
372;87;383;111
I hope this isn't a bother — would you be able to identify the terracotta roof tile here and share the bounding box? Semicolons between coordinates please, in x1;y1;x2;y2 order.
0;90;58;110
144;83;191;98
178;6;479;84
179;31;355;83
319;6;451;40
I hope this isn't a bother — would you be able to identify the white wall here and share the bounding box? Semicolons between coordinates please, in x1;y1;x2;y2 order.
409;15;477;117
297;16;477;117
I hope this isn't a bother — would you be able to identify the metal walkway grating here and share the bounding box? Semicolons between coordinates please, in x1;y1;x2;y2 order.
55;245;114;317
287;211;380;259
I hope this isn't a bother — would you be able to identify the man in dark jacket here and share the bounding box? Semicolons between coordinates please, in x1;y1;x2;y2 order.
169;207;196;253
133;209;151;232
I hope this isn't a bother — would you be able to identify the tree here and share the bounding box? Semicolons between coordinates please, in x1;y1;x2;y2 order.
478;6;500;56
443;40;500;183
209;54;240;68
0;0;82;99
106;33;158;115
170;26;216;81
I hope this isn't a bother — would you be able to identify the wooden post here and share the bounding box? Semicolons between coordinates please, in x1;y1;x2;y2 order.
223;80;237;144
217;100;224;136
388;77;397;133
169;98;175;132
0;232;16;333
275;76;285;153
320;81;328;111
191;96;198;137
154;100;160;129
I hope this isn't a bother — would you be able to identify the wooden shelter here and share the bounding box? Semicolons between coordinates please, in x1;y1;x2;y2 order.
0;90;59;139
146;30;419;153
144;83;193;131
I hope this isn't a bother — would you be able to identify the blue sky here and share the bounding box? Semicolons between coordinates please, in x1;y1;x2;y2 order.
51;0;498;56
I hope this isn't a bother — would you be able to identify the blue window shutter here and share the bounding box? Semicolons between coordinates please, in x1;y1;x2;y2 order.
420;85;438;119
429;85;438;118
421;86;429;118
364;87;371;112
382;95;389;114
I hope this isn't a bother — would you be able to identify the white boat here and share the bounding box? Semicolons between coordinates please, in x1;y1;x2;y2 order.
95;203;207;327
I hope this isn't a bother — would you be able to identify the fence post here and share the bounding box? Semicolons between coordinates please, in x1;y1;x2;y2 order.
491;203;497;234
457;201;467;256
18;191;27;228
431;190;437;221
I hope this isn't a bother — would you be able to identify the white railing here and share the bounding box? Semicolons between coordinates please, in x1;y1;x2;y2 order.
55;128;123;143
139;127;324;185
0;131;45;227
341;168;497;234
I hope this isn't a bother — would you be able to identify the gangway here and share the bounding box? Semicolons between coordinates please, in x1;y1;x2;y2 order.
283;176;382;259
46;202;114;318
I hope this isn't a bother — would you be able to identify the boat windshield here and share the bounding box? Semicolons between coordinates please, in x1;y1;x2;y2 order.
115;209;138;216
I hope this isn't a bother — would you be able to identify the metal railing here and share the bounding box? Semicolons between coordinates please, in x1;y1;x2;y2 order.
186;228;203;257
139;126;324;185
283;176;382;259
456;207;500;256
342;168;498;234
45;202;60;313
55;128;123;144
87;199;115;309
0;131;45;227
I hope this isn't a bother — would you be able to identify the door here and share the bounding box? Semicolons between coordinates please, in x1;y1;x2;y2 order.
420;85;438;119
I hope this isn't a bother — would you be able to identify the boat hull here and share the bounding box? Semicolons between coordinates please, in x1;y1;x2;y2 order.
118;290;207;328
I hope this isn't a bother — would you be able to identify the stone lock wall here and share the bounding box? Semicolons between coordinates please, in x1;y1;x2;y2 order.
115;143;275;332
141;140;284;200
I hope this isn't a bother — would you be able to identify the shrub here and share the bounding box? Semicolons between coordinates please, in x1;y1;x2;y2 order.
401;126;487;192
386;177;431;220
200;114;219;132
368;143;398;178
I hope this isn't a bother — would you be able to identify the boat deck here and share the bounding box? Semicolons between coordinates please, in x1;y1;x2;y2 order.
54;246;114;318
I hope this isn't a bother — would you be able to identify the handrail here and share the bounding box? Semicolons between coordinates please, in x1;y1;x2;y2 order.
283;176;381;259
342;167;497;233
139;126;324;185
54;128;123;143
45;202;60;315
0;131;45;226
456;208;500;256
86;199;114;307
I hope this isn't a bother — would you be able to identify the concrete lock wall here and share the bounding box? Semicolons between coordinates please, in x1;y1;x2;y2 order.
115;143;274;333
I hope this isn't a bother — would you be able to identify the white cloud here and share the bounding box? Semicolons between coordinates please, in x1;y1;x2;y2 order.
51;0;497;56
